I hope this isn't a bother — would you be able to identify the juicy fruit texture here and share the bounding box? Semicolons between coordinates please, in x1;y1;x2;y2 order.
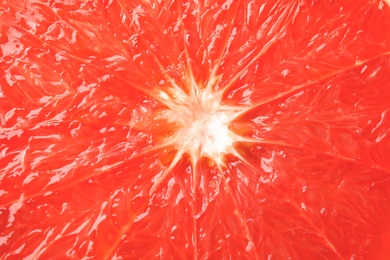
1;0;390;259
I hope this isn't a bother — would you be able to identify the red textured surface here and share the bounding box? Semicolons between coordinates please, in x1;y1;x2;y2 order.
1;0;390;259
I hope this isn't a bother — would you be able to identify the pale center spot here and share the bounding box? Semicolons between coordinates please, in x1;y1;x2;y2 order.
163;88;237;165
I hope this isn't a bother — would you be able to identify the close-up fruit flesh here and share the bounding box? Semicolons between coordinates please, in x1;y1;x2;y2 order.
1;0;390;259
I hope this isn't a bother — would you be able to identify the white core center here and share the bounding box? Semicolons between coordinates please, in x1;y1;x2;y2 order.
179;107;233;159
161;88;237;164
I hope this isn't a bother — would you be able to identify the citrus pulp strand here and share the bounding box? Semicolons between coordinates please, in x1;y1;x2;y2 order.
0;7;156;125
0;147;172;258
3;0;181;105
111;0;196;96
183;157;256;259
221;0;390;106
223;146;339;259
213;0;302;92
111;154;196;259
173;0;245;90
5;1;128;60
0;125;119;204
229;142;390;258
231;55;390;172
0;182;120;259
0;87;173;210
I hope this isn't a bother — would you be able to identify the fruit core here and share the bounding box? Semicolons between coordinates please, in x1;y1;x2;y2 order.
160;87;238;165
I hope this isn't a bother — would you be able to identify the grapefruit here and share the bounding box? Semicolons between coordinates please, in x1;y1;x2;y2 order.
1;0;390;259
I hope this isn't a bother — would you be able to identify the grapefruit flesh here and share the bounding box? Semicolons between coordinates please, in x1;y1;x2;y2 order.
1;0;390;259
